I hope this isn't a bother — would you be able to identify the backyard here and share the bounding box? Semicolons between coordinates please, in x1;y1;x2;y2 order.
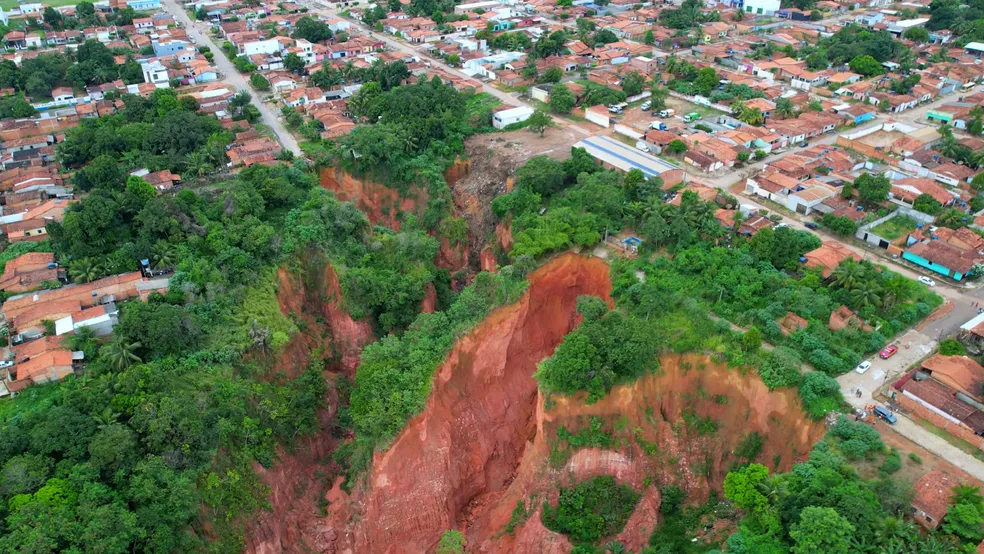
871;215;918;241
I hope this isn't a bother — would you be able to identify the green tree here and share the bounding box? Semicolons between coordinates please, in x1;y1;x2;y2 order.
284;52;305;73
775;97;795;119
943;502;984;542
621;71;645;96
789;507;855;554
102;336;143;371
549;83;576;114
292;16;334;42
643;29;655;44
436;530;465;554
667;139;688;155
849;55;883;77
650;85;669;111
724;464;771;514
526;109;552;136
912;193;943;215
902;27;930;42
854;173;891;203
250;72;271;90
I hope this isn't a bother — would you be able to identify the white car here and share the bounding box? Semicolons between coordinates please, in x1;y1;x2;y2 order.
855;361;872;374
918;276;936;287
641;101;651;111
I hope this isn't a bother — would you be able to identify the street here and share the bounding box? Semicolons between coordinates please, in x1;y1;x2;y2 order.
161;0;301;155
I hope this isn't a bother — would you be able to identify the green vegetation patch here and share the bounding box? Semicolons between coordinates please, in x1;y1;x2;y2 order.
870;215;917;241
541;476;640;544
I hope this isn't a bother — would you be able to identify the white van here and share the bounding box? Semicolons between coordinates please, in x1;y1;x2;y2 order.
635;140;650;153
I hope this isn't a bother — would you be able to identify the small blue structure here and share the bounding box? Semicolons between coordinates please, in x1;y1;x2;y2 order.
622;236;642;254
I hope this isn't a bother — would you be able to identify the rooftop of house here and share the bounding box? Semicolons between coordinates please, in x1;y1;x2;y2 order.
803;241;862;277
912;471;958;524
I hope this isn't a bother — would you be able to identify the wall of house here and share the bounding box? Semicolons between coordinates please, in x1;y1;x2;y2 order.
897;393;984;450
901;251;964;280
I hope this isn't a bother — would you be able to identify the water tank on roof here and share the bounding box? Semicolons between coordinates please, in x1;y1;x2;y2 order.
917;223;924;228
932;235;939;240
957;392;984;411
799;256;807;263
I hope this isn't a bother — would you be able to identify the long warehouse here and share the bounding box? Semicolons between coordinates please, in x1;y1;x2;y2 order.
573;135;685;186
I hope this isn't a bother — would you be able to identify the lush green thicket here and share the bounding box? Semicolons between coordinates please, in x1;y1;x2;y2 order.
535;295;660;402
541;476;640;544
0;38;145;99
56;88;229;181
0;161;330;553
712;419;976;554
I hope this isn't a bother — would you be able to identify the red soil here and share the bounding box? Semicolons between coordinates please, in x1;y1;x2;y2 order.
319;167;427;230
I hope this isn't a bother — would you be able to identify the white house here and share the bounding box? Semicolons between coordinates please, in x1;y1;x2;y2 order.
492;106;534;129
141;60;170;86
242;38;282;57
739;0;780;16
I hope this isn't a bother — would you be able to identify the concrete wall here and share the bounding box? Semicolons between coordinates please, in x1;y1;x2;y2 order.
898;393;984;451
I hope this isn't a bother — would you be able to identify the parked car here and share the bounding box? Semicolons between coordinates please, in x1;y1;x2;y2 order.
797;140;809;148
658;109;675;118
855;361;872;374
879;345;898;359
873;405;897;424
0;360;12;369
635;140;650;153
804;222;819;230
918;276;936;287
608;104;623;114
641;101;651;111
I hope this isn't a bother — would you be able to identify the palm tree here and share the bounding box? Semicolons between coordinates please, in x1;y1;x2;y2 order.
740;107;765;126
775;97;795;120
151;242;178;270
186;150;213;178
851;280;883;308
730;98;746;118
756;476;787;505
103;336;142;371
831;260;863;290
69;258;104;284
952;484;984;509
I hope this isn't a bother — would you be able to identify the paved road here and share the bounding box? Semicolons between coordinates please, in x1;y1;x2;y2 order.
161;0;301;155
837;340;984;481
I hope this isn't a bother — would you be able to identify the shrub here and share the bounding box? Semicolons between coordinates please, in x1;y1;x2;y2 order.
829;416;883;458
908;452;923;464
939;338;966;356
800;372;843;420
880;449;901;474
541;476;640;543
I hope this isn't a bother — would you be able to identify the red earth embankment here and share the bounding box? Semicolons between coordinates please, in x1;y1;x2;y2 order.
325;253;612;554
319;167;427;230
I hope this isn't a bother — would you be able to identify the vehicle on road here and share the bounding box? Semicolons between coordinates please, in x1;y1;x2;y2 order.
635;140;650;153
918;276;936;287
873;405;897;424
804;222;819;230
797;140;809;148
879;345;898;359
855;361;872;374
658;109;675;118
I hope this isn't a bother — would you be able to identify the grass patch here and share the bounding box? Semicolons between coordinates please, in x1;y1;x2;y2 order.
918;418;984;462
870;215;917;241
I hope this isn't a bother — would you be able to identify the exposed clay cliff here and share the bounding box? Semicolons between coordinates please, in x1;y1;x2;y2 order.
249;253;824;554
324;253;612;554
319;167;427;230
